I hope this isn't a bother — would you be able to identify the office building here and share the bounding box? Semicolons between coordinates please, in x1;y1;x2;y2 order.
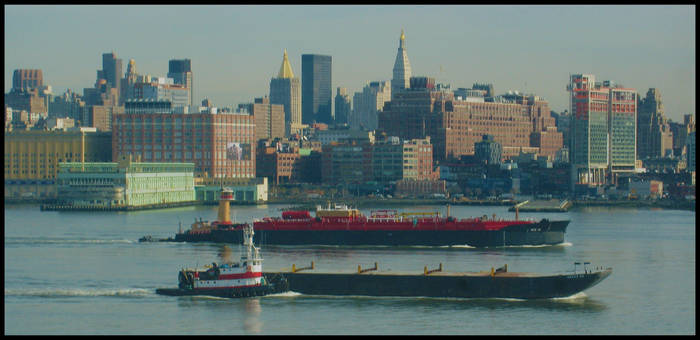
112;112;256;179
99;52;123;103
351;81;391;131
568;74;637;189
238;96;285;141
302;54;332;124
379;77;561;163
637;88;673;159
270;50;302;136
687;131;695;172
167;59;193;106
334;87;352;126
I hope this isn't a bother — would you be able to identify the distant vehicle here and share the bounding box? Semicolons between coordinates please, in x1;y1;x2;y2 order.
431;193;446;199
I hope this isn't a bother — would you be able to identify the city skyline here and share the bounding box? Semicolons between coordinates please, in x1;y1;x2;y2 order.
4;5;695;121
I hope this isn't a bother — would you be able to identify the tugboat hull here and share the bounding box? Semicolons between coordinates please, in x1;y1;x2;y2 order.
156;274;289;298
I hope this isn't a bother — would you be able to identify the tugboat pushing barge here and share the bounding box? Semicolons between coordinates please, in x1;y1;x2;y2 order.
152;199;568;247
155;189;288;298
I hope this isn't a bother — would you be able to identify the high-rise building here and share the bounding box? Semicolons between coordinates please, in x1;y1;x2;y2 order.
12;69;43;91
270;50;302;136
637;88;673;159
568;74;637;189
351;81;391;131
301;54;332;124
167;59;193;107
392;29;412;99
334;87;351;126
670;114;695;157
238;97;285;141
101;52;122;103
687;131;695;172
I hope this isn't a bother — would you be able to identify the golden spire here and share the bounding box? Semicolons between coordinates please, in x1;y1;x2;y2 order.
278;49;295;79
400;29;405;41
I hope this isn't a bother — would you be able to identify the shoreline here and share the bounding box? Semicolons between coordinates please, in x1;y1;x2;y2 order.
6;197;695;212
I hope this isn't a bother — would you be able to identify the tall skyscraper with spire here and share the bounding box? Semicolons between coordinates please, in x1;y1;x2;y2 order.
270;49;302;136
392;29;412;98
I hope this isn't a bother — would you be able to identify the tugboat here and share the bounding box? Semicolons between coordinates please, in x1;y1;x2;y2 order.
155;189;288;298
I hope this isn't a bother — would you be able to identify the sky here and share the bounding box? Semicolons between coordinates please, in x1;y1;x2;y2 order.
4;5;696;121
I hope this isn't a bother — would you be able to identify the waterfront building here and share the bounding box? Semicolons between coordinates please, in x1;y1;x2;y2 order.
301;54;332;124
112;111;256;179
568;74;638;189
638;88;673;159
378;77;561;163
167;59;193;107
334;87;352;126
194;177;268;204
351;81;391;131
688;131;695;172
238;96;285;141
55;156;195;208
256;139;313;185
270;50;303;136
392;29;412;99
313;128;375;145
474;135;503;165
372;136;437;182
4;128;112;199
321;143;373;185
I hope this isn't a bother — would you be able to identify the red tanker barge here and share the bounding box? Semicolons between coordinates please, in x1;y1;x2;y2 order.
144;194;568;247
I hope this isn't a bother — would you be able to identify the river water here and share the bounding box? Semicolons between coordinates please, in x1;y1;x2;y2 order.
4;203;695;335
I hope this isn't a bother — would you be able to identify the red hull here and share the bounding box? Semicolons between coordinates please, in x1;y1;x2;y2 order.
254;216;536;232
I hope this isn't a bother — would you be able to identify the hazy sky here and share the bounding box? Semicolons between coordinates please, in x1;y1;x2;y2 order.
4;5;695;121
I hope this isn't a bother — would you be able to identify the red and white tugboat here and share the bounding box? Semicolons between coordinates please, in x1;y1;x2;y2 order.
156;189;288;298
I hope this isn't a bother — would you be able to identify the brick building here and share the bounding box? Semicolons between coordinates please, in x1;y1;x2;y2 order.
112;112;255;179
378;77;562;163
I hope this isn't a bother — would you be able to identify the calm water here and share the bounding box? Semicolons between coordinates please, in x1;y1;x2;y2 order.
4;203;695;335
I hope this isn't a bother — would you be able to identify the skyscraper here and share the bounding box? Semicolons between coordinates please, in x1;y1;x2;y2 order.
351;81;391;131
392;29;412;98
334;87;351;126
637;88;673;159
270;50;302;136
301;54;332;124
167;59;193;107
101;52;122;103
568;74;637;189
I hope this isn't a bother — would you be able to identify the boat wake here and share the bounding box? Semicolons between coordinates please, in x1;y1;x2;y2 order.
4;287;153;298
4;237;136;245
